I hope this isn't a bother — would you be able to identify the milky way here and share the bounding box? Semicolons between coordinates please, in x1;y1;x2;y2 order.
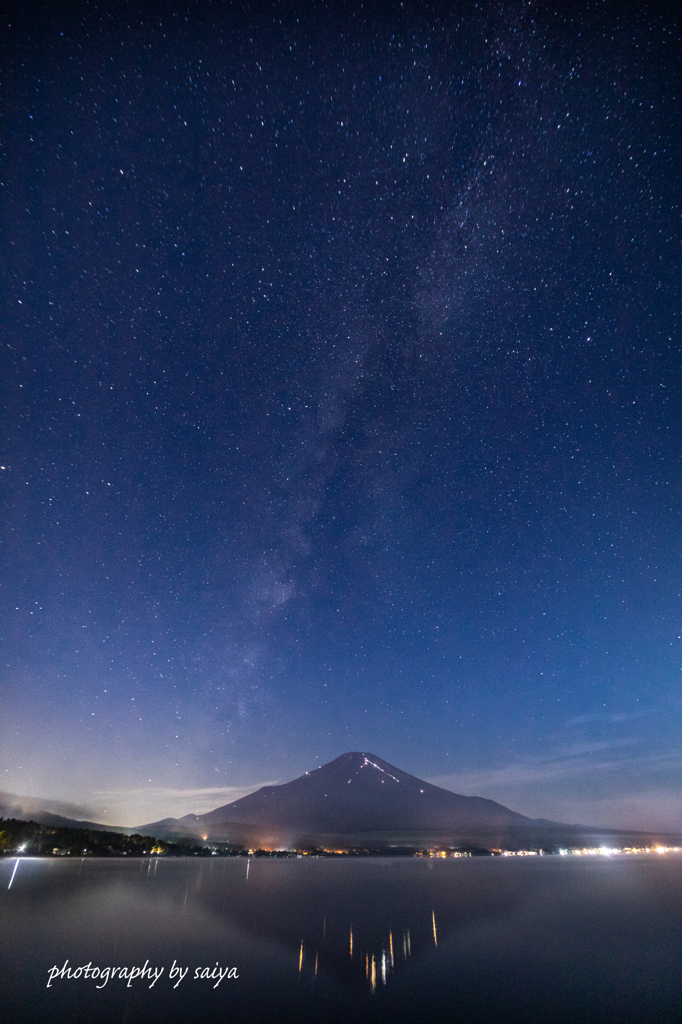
3;1;679;828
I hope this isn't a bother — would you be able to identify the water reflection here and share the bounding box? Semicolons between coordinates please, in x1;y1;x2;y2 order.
2;854;682;1024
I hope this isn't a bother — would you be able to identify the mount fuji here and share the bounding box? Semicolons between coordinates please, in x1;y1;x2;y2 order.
133;751;601;849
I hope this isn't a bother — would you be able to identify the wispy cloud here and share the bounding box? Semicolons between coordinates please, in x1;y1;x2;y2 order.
94;780;279;825
96;783;275;803
0;790;106;823
428;744;676;793
564;708;656;728
427;745;682;830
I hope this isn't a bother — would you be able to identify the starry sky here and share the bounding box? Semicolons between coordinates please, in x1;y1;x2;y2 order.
3;0;680;830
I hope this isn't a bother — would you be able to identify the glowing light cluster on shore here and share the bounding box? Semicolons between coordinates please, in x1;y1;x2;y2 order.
558;846;681;856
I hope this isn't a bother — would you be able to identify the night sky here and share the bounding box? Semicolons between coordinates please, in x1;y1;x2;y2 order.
3;1;680;831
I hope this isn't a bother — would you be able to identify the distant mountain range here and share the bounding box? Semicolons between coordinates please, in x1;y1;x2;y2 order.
132;752;677;850
5;754;678;851
0;791;127;834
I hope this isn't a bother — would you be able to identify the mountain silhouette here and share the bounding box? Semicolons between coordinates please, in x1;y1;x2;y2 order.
193;751;551;832
135;752;582;847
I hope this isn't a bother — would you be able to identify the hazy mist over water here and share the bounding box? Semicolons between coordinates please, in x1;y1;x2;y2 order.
2;854;681;1024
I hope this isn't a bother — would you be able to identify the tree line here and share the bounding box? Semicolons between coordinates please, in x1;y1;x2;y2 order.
0;817;208;856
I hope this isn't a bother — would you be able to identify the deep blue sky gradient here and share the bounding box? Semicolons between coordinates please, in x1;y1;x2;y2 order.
3;0;680;828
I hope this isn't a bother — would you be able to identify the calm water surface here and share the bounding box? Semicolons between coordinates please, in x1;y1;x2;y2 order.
2;853;681;1024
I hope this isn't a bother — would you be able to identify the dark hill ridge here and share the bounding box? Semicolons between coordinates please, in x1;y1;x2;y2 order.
0;792;128;834
192;751;554;832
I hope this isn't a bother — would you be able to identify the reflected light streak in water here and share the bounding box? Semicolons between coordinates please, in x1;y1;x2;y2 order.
289;907;450;995
291;922;418;994
7;858;20;889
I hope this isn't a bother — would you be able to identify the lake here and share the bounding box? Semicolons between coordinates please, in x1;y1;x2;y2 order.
2;853;681;1023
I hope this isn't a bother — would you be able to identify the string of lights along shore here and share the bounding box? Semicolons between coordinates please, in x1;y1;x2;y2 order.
3;0;679;833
